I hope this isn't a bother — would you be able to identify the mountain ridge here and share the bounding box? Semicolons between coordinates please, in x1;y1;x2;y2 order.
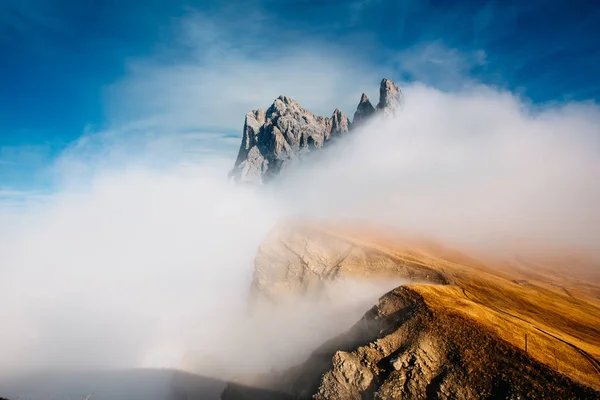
229;79;402;183
221;221;600;399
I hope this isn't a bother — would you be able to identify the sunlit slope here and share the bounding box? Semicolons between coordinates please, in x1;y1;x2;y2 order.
280;221;600;391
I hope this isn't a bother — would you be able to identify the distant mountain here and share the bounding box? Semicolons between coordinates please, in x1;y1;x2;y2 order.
229;78;403;183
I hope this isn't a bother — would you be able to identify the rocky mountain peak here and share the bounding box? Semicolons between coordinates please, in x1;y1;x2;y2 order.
229;78;402;183
330;108;350;138
377;78;403;117
352;92;376;125
229;95;351;183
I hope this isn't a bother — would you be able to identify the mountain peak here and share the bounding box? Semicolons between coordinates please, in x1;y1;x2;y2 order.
376;78;403;117
229;79;401;183
353;92;376;125
229;95;350;183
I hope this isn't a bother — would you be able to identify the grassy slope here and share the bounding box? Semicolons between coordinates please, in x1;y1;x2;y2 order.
307;222;600;391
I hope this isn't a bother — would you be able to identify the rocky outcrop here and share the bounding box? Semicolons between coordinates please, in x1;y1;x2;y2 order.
229;78;403;183
223;286;599;400
249;223;448;305
228;96;350;183
222;222;600;399
305;287;598;400
352;93;376;125
329;108;350;139
376;78;403;118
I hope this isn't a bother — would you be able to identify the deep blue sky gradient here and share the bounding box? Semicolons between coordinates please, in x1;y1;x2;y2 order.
1;0;599;190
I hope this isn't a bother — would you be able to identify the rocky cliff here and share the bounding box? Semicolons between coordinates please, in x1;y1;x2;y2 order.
222;222;600;399
249;222;448;305
229;79;402;183
224;286;598;400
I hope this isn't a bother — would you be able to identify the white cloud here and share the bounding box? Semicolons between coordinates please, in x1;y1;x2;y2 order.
0;164;280;374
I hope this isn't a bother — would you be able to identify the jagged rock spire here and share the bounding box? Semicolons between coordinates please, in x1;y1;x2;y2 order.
330;108;350;138
353;93;376;125
229;78;402;183
229;108;268;182
376;78;403;118
229;96;350;183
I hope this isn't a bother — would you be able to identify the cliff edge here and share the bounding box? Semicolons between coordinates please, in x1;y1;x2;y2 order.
223;222;600;399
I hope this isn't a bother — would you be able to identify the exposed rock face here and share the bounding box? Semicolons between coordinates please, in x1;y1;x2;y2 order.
223;286;599;400
231;109;268;182
330;108;350;138
223;222;600;399
376;78;403;118
352;93;376;125
250;223;448;305
230;78;402;183
229;96;350;183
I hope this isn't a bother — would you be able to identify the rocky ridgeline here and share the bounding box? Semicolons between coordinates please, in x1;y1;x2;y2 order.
229;78;403;183
221;224;600;400
223;286;597;400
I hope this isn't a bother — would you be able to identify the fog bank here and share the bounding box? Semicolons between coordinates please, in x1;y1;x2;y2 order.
1;83;599;398
280;84;600;256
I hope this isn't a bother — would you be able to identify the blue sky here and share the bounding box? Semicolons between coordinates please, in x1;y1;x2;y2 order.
1;0;599;193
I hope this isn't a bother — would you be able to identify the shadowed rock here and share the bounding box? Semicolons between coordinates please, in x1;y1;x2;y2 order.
249;222;448;304
222;286;599;400
223;222;600;399
229;79;401;183
376;78;403;118
228;96;350;183
352;93;376;125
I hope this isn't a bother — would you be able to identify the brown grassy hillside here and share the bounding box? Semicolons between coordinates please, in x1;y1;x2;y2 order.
224;220;600;398
305;222;600;391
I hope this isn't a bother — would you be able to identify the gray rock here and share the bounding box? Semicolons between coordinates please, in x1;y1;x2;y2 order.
352;93;376;125
376;78;403;118
229;109;268;183
330;108;350;139
230;79;401;182
229;96;350;183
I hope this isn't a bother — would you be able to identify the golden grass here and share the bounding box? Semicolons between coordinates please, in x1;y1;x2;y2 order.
304;222;600;390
